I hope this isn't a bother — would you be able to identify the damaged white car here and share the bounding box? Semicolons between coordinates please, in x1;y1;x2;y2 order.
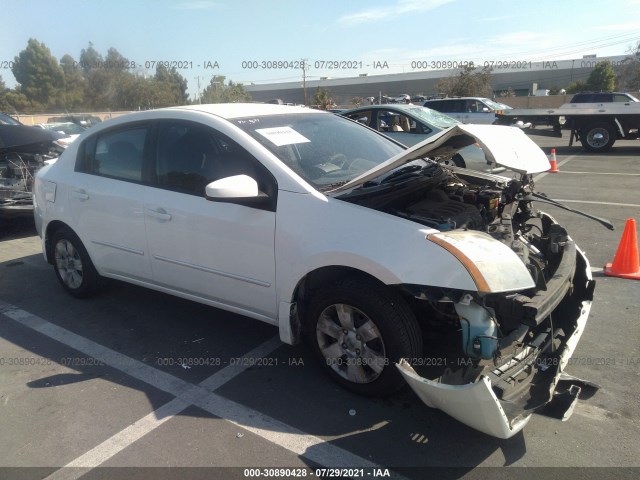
34;104;606;438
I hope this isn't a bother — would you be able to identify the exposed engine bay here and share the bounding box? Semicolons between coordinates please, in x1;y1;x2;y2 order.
338;161;599;437
1;126;60;219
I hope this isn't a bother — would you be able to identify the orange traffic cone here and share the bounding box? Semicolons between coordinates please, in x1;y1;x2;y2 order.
548;148;559;173
604;218;640;280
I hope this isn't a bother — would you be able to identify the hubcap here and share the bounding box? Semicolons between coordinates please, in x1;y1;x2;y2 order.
54;239;84;289
587;128;609;148
316;303;386;383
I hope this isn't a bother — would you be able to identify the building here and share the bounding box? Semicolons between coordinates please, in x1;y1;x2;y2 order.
244;55;629;105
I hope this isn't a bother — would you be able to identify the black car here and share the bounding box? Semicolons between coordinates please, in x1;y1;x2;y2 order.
0;112;22;126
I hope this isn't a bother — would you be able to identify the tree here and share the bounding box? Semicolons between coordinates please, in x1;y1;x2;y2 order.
12;38;65;109
155;64;189;104
2;88;31;113
351;96;364;106
60;54;86;109
105;47;131;73
566;80;588;94
314;87;333;109
586;60;616;91
499;87;515;98
200;76;251;103
79;42;103;72
616;41;640;91
435;65;493;97
80;45;135;110
0;76;9;111
223;81;251;103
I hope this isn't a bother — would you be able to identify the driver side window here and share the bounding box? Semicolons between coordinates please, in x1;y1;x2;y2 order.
153;121;274;198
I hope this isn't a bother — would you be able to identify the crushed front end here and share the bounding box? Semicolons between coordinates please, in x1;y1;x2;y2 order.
392;170;596;438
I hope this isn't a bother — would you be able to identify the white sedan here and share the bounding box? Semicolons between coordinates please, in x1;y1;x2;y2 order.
34;104;595;438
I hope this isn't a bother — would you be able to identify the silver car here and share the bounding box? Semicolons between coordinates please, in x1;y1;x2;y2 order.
340;104;502;172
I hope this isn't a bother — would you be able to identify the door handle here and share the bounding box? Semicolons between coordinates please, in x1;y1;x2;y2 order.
71;189;89;201
145;208;172;221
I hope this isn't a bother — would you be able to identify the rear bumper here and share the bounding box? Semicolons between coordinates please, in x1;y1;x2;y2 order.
397;243;593;439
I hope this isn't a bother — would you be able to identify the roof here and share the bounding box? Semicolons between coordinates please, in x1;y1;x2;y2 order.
169;103;320;119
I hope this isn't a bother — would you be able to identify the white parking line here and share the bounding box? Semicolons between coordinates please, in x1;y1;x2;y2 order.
533;155;576;182
0;301;393;478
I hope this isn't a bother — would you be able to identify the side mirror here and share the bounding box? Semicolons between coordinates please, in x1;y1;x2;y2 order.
205;174;271;208
482;107;490;113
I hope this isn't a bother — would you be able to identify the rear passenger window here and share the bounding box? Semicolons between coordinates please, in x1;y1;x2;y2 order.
77;127;147;182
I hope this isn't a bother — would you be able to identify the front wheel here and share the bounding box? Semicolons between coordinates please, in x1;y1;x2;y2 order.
51;227;102;298
580;122;616;152
305;278;422;397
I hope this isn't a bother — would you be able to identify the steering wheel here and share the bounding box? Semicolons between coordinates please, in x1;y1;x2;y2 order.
329;153;349;169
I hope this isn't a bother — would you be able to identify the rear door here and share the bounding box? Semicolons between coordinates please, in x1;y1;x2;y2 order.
68;123;152;281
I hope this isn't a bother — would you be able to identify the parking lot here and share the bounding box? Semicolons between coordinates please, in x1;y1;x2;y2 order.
1;132;639;480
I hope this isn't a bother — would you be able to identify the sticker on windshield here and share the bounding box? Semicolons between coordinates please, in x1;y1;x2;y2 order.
255;127;311;146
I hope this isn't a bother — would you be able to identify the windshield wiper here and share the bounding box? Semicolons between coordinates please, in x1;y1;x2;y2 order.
319;181;350;192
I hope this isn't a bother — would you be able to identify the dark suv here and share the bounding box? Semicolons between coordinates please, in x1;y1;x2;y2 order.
569;92;638;103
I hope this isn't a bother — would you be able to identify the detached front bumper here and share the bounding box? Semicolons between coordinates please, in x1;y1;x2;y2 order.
397;243;594;439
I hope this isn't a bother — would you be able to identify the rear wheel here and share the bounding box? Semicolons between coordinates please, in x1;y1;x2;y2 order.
305;278;422;397
51;227;102;298
580;122;616;152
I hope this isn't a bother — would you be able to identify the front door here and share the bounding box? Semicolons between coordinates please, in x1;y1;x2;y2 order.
143;120;278;320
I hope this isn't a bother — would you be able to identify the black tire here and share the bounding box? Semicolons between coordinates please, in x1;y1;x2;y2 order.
579;122;616;152
305;277;422;397
51;227;102;298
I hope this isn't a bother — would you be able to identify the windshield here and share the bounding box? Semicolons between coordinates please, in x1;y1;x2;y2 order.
407;106;459;129
234;113;404;191
482;98;509;110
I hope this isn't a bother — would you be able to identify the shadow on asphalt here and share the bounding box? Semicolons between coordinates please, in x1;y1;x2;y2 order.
0;217;37;241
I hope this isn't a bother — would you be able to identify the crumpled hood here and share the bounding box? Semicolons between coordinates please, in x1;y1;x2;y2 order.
331;124;551;193
0;124;59;153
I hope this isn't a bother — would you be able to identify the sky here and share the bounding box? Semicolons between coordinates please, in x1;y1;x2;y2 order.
2;0;639;99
